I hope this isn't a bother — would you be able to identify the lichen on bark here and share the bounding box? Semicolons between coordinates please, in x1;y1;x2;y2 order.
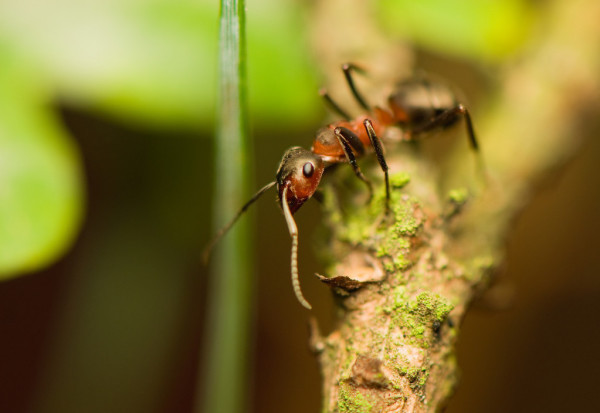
311;149;492;412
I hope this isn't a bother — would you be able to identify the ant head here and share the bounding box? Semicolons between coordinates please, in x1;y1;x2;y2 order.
276;147;324;214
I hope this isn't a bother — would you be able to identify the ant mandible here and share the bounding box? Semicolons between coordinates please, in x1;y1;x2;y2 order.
204;63;479;310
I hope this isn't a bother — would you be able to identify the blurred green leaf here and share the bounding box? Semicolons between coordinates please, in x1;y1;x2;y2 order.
0;43;83;279
247;0;320;127
0;0;318;130
0;0;219;129
376;0;535;61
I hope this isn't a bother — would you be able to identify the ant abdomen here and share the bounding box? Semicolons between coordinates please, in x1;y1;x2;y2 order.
388;77;460;131
387;76;478;150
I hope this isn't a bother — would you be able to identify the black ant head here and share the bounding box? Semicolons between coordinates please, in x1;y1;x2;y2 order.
276;147;324;214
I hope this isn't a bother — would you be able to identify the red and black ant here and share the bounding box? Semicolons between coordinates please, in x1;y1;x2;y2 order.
204;63;479;310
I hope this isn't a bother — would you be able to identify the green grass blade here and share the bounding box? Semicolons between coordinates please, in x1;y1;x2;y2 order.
196;1;252;413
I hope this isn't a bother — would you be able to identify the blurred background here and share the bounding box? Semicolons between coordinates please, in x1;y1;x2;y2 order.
0;0;599;412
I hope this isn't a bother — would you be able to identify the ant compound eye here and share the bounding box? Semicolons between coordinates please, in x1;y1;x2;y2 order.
302;162;315;178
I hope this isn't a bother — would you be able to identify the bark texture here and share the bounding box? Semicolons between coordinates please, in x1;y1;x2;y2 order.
308;0;600;411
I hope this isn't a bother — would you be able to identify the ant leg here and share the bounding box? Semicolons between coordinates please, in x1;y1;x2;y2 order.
281;184;312;310
333;127;373;202
413;104;479;151
459;104;479;151
319;88;351;121
363;119;390;212
336;126;366;154
342;63;370;111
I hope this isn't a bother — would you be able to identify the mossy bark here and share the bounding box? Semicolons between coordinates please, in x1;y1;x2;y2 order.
308;0;600;411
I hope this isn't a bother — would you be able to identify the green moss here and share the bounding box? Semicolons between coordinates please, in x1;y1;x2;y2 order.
392;285;408;307
400;366;424;381
320;167;425;285
461;254;497;283
418;369;430;387
338;382;374;413
321;185;343;226
373;196;422;274
392;254;412;271
390;171;411;189
396;364;430;391
412;291;454;323
447;187;469;205
391;200;421;237
383;261;395;273
384;289;454;348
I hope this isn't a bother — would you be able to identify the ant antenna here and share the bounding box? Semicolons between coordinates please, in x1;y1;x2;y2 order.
202;181;277;264
342;63;370;111
281;184;312;310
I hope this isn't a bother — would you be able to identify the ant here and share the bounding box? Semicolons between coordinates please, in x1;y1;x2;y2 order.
204;63;479;310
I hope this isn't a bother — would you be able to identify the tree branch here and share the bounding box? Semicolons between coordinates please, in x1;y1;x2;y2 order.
308;0;600;411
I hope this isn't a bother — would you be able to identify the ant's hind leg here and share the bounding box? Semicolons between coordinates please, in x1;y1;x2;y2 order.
320;63;371;120
456;105;488;183
458;105;479;151
319;88;351;121
412;104;479;151
412;105;486;185
363;119;390;213
342;63;371;112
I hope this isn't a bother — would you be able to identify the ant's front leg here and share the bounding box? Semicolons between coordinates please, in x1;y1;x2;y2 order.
363;119;390;213
333;127;374;202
